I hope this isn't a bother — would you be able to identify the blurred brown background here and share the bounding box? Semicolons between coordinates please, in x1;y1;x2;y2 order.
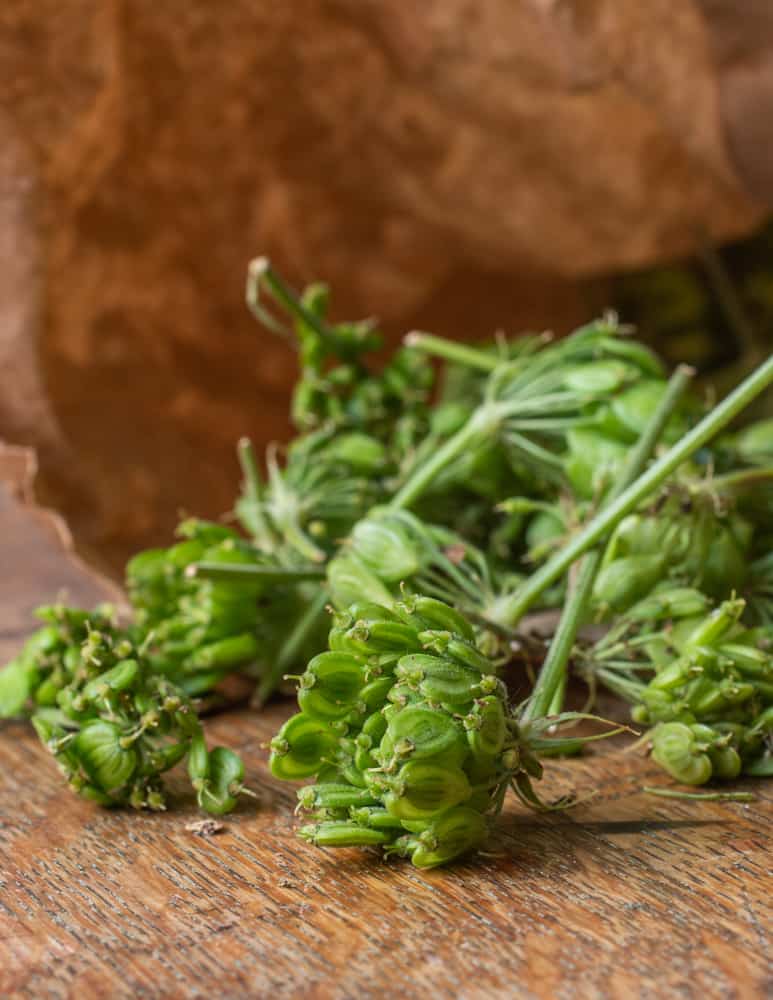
1;0;772;574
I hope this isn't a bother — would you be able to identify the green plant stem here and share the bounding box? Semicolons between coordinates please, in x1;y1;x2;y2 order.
404;331;500;372
389;402;509;510
643;787;755;802
708;465;773;493
237;437;274;545
492;355;773;627
521;365;693;722
237;437;262;501
253;588;329;707
189;564;326;583
246;256;332;345
522;556;602;722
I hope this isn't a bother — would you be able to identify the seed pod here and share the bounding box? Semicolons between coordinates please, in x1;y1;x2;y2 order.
349;806;404;830
465;696;507;759
384;761;472;821
349;513;423;583
684;676;726;716
395;654;485;705
327;552;395;609
593;555;667;614
649;661;694;694
75;783;116;807
183;634;260;671
708;744;742;780
402;806;488;869
417;632;492;674
141;741;189;775
81;659;140;703
718;678;756;705
398;596;475;642
298;652;368;720
197;747;245;815
650;722;713;785
565;428;629;500
269;713;338;780
382;684;422;722
682;600;744;651
634;685;690;724
297;783;379;812
382;706;467;764
718;643;772;680
187;730;210;787
627;587;711;623
610;379;680;441
748;705;773;737
75;720;138;791
299;821;395;848
340;678;392;725
345;621;423;656
0;658;35;718
324;432;388;475
525;508;565;561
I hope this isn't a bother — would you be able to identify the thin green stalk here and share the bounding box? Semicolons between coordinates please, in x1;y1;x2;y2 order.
522;553;602;722
643;787;755;802
521;365;693;722
253;588;329;707
707;465;773;493
390;402;509;510
237;437;273;545
246;256;332;346
189;563;326;583
404;331;500;372
237;437;262;500
493;355;773;626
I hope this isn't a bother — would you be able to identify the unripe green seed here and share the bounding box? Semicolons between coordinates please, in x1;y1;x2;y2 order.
76;720;138;791
269;713;338;780
383;706;467;764
384;761;472;821
297;783;379;812
650;722;713;785
465;696;507;759
405;806;488;868
299;821;395;848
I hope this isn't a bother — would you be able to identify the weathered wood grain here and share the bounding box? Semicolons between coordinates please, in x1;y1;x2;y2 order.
0;455;771;999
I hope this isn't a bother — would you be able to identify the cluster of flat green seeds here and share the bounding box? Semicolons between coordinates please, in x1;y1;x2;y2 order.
592;590;773;784
269;596;518;867
2;605;246;813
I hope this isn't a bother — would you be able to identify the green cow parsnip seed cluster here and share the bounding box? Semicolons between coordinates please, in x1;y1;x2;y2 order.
587;588;773;784
3;605;245;812
269;596;552;867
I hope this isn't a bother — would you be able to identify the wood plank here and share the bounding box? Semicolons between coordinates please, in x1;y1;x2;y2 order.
0;452;770;999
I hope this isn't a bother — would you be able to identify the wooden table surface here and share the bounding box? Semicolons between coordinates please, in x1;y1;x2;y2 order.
1;448;771;1000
